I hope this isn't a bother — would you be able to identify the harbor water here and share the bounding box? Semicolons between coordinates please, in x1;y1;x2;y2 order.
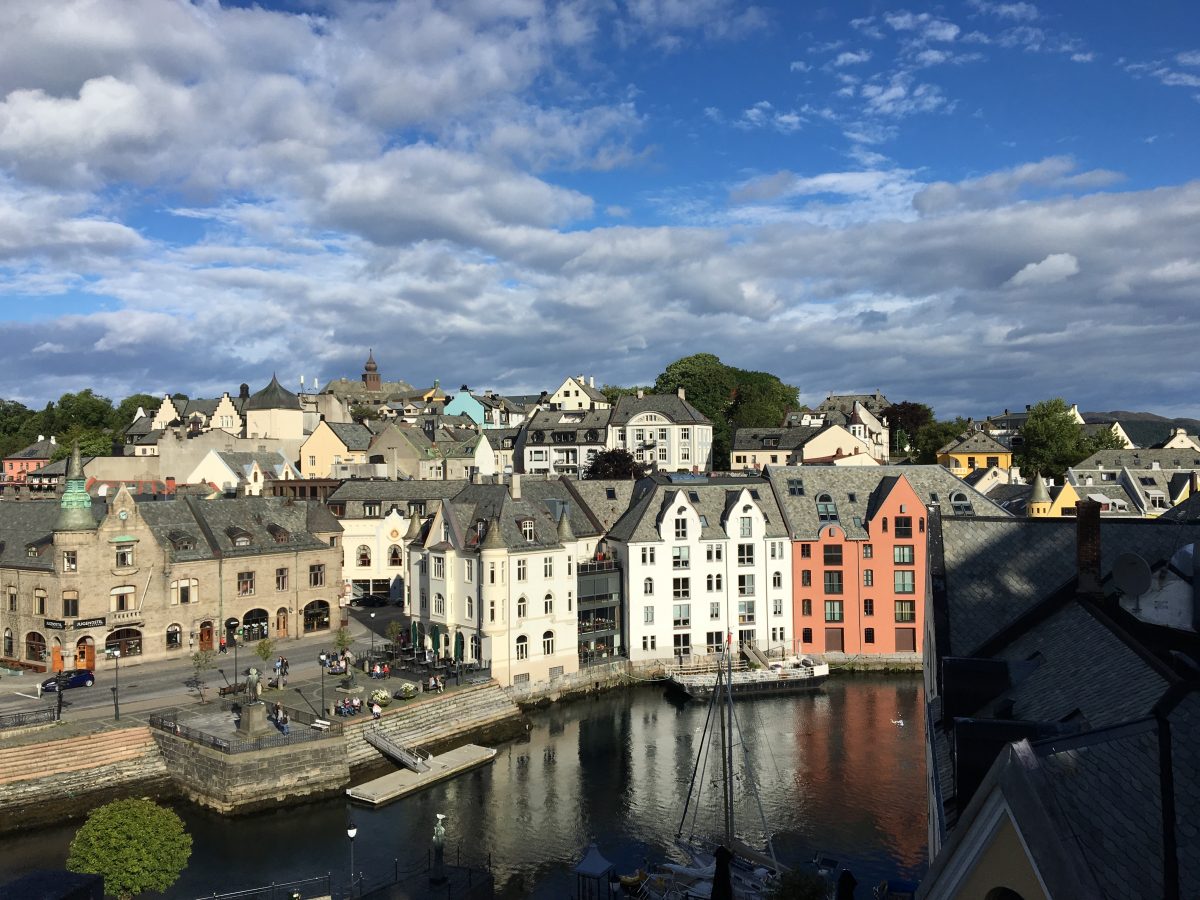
0;674;927;898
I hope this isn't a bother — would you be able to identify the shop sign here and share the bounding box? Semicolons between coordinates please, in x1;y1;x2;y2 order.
43;619;66;630
73;617;107;630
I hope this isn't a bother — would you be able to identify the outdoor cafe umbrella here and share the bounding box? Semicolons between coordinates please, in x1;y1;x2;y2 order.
430;624;441;657
454;631;464;663
410;620;418;648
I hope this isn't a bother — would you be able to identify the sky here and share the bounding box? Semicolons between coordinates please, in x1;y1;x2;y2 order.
1;0;1198;420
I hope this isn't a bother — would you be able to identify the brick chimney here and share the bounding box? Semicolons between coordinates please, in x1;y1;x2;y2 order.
1076;499;1103;598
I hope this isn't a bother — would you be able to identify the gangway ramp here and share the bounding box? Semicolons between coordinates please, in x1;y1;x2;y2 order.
365;727;430;772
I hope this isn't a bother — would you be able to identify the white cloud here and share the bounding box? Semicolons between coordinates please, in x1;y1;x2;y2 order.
884;11;960;42
914;156;1124;213
789;60;812;72
832;50;872;67
1178;50;1200;66
734;101;804;134
1006;252;1080;287
861;73;951;117
968;1;1039;21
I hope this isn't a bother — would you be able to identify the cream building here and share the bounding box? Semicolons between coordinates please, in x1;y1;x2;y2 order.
609;390;712;472
548;375;610;411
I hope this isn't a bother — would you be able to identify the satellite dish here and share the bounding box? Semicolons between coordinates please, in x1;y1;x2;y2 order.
1112;552;1152;606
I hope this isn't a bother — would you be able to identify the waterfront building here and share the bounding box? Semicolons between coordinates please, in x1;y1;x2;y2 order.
605;473;792;663
764;465;1008;659
0;447;342;672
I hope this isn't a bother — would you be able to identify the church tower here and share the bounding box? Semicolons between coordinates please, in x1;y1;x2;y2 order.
55;443;97;532
362;350;381;393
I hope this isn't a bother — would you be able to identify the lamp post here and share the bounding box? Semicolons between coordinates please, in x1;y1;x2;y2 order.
346;818;358;895
318;651;327;715
369;612;376;671
107;648;121;721
233;632;239;690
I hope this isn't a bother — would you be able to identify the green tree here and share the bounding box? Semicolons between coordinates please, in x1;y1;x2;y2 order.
349;403;380;421
50;428;115;461
914;417;971;464
599;384;651;405
114;393;160;427
386;619;404;649
1085;424;1127;454
55;389;117;431
334;626;354;654
1017;398;1101;480
255;638;276;668
190;649;215;703
882;401;935;453
0;399;34;459
728;374;798;430
67;798;192;899
584;448;647;480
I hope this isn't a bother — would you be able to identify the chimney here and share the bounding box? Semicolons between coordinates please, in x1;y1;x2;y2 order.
636;389;644;400
590;376;595;388
677;387;686;401
1025;404;1031;412
49;436;56;445
1075;500;1103;598
1152;461;1161;470
1009;466;1021;484
511;473;521;500
37;434;44;442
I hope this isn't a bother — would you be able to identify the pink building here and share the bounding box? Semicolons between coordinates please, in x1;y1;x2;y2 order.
3;435;57;482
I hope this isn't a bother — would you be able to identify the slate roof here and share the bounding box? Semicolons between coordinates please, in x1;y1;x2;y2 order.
507;478;604;538
731;426;821;452
326;422;375;451
817;392;889;415
1106;419;1176;449
424;483;568;553
524;408;612;437
609;393;710;425
0;501;101;570
213;451;297;481
139;496;335;562
321;377;415;399
765;464;1009;541
1079;448;1200;470
485;426;523;450
6;437;57;460
937;430;1010;456
605;475;788;544
326;480;468;504
563;479;639;531
124;415;155;438
245;375;301;411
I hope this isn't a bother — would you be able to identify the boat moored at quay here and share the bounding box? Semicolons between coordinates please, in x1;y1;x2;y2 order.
667;654;830;700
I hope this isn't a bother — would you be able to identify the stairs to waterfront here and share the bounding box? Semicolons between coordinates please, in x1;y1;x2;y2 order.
344;681;520;769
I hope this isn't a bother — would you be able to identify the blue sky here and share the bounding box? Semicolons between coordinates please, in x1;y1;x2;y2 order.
0;0;1198;419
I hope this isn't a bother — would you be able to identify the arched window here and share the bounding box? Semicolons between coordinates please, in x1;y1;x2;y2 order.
105;628;142;657
25;631;46;662
303;599;330;633
543;630;555;655
466;596;474;619
166;624;183;650
881;517;888;532
388;545;403;567
357;545;371;567
517;596;527;618
816;493;838;522
3;628;13;657
544;592;554;615
434;593;445;615
772;571;783;589
644;578;654;595
515;635;529;660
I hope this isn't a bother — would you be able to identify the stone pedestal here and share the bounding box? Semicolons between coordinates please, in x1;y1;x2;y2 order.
236;702;275;739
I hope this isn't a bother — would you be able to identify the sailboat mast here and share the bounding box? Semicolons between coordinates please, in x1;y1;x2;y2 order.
724;637;736;845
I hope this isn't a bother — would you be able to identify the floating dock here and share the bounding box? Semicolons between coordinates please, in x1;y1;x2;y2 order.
346;744;497;806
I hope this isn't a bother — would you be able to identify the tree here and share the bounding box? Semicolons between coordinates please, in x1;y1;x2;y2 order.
255;638;276;668
334;626;354;654
728;373;800;431
114;393;160;427
51;428;115;461
67;798;192;899
190;650;215;703
349;403;380;421
882;401;934;454
1085;424;1127;454
55;389;117;431
599;384;650;405
1017;398;1100;480
584;448;647;480
386;619;405;649
914;417;971;464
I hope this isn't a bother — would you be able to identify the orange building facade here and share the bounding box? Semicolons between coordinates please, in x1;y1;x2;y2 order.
789;476;926;657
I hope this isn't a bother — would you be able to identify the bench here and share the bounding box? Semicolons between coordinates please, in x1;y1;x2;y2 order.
311;719;331;732
218;682;245;698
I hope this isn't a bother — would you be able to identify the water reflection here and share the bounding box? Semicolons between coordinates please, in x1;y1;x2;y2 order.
0;676;926;898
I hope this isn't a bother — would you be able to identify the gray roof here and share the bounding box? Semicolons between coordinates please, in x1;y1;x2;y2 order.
485;426;523;450
326;422;375;451
606;475;788;544
422;483;568;553
139;496;335;562
563;480;639;531
326;479;468;504
938;430;1010;456
1079;448;1200;470
731;426;821;452
212;451;295;480
6;437;58;460
817;392;889;415
0;501;102;570
764;464;1009;541
245;375;301;411
505;478;603;539
525;408;611;437
609;393;710;426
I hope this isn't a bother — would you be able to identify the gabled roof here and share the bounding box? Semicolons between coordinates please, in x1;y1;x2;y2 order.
326;422;375;451
326;479;468;503
1079;448;1200;470
524;408;612;435
418;483;569;553
609;393;710;426
6;437;57;460
605;475;788;544
0;501;102;570
731;426;821;452
938;430;1010;456
817;391;889;415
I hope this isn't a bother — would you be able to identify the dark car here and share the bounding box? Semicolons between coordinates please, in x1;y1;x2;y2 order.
350;595;389;608
41;669;96;692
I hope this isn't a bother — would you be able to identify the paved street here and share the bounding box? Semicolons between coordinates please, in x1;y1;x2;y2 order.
0;606;409;726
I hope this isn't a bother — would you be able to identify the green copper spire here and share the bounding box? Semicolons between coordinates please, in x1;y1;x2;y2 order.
55;442;96;532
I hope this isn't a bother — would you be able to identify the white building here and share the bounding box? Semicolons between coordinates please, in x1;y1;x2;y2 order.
609;390;712;472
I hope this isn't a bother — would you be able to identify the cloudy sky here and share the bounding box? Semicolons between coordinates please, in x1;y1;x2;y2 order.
1;0;1197;419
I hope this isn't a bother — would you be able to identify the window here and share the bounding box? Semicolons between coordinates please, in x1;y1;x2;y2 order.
110;586;135;612
737;544;754;566
521;519;535;541
895;600;916;622
239;572;255;596
825;600;844;622
863;569;874;587
881;518;888;533
737;600;755;624
544;557;553;578
672;546;690;569
488;562;496;585
816;494;838;522
308;455;316;467
517;596;527;618
710;601;720;619
7;587;15;612
62;591;79;618
275;568;287;591
895;516;913;538
864;627;875;644
641;547;657;565
673;577;691;599
706;631;723;652
673;634;691;658
62;550;77;572
772;571;783;589
801;570;812;587
430;556;444;579
673;604;691;628
773;598;783;616
433;593;445;615
513;672;530;685
543;631;555;655
517;559;527;581
642;635;657;651
34;590;46;616
115;543;134;568
739;516;752;538
674;518;688;540
738;574;755;596
864;598;875;616
894;545;915;565
489;599;495;623
644;606;655;624
787;478;805;496
357;545;371;567
516;635;529;660
644;577;654;595
824;571;843;595
895;571;916;594
681;427;691;442
824;545;842;565
706;573;723;591
863;544;873;559
309;564;325;587
707;544;723;562
420;591;428;613
363;502;380;517
802;627;813;643
658;446;668;462
544;593;554;614
388;545;403;567
802;599;812;616
800;544;811;558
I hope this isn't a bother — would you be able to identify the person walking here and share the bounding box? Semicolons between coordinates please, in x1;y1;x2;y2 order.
219;636;227;654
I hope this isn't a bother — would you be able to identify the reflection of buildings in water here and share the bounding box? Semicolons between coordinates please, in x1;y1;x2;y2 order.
799;680;927;868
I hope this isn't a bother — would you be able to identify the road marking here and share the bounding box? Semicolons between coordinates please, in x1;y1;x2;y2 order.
12;691;41;700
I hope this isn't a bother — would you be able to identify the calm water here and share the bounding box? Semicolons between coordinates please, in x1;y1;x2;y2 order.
0;675;927;898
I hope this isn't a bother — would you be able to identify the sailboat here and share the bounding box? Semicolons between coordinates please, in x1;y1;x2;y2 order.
635;637;783;899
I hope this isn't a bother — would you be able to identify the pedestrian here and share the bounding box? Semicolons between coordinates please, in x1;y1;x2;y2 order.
274;701;283;722
282;657;289;677
371;702;382;719
219;636;227;654
279;711;289;735
382;663;390;679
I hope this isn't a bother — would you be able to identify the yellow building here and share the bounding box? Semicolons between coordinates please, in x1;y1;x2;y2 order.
937;431;1013;477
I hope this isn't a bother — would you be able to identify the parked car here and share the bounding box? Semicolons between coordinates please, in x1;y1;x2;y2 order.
350;595;389;608
41;669;96;692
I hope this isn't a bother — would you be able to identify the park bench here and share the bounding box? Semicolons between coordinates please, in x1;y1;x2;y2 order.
218;682;245;698
311;719;331;732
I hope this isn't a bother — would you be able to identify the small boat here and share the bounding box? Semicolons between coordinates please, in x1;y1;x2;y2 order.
668;656;829;700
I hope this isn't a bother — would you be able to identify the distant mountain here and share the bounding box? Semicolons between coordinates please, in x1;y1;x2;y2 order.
1082;411;1200;448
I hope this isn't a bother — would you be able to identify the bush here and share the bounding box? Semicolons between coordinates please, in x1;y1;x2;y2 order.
67;798;192;899
369;688;392;707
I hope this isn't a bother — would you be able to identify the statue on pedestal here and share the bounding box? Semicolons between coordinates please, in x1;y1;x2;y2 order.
430;813;447;885
245;667;260;703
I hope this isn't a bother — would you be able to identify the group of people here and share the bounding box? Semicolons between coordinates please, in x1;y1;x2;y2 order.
425;674;445;694
270;656;290;688
271;701;290;735
334;696;363;716
370;663;391;679
322;650;351;675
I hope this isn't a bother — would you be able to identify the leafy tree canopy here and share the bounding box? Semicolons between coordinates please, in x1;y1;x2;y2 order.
914;417;971;464
600;384;651;405
55;389;116;431
350;403;380;421
1017;397;1119;480
114;393;160;427
882;401;934;453
584;448;647;480
67;798;192;899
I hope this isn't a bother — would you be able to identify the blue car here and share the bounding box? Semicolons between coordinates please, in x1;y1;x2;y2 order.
41;669;95;691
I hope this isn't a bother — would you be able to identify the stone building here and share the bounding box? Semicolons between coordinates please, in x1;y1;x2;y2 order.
0;446;342;673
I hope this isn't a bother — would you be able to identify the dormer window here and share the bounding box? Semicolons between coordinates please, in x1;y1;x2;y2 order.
816;493;838;522
787;478;804;496
950;492;975;516
520;519;535;541
476;520;487;539
167;531;196;551
225;526;252;548
266;523;290;544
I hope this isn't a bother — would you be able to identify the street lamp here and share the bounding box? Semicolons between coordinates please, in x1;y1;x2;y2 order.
318;651;327;715
346;818;358;894
107;648;121;721
369;612;376;671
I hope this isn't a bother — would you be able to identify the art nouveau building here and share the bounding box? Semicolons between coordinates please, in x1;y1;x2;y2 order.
608;390;712;472
606;474;792;663
0;448;342;673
